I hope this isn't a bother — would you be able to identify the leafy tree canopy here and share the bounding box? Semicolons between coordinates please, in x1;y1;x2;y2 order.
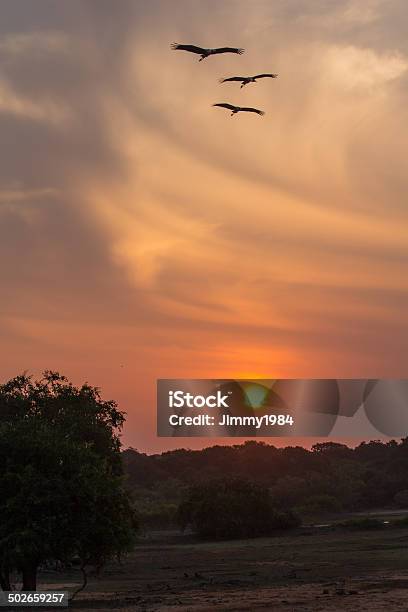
0;371;137;592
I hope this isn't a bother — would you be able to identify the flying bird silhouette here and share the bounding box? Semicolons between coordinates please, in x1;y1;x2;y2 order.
213;103;265;117
220;73;278;88
171;43;244;61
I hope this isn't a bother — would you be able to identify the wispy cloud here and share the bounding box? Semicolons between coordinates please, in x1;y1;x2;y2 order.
0;0;407;451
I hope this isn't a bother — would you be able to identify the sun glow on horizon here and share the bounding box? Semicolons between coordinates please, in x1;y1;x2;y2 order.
1;0;408;452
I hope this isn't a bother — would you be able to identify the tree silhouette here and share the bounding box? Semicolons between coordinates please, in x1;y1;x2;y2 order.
0;371;137;592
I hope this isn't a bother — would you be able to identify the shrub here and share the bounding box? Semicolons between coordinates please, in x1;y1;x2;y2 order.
338;517;385;530
177;477;300;539
391;516;408;528
137;503;178;529
394;490;408;508
297;494;341;514
270;509;301;530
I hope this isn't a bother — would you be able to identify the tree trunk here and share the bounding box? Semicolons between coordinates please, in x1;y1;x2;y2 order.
22;564;37;591
70;566;88;602
0;568;11;592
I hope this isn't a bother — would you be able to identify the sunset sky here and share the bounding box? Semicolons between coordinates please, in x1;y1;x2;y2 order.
1;0;408;452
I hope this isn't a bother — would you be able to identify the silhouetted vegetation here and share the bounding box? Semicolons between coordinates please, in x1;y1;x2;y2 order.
177;477;300;539
3;367;408;592
394;489;408;507
123;439;408;529
338;517;385;530
0;372;137;592
391;516;408;528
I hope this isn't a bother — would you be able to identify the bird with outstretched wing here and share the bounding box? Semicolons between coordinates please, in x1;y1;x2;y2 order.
171;43;244;61
220;73;278;88
213;103;265;117
219;76;248;83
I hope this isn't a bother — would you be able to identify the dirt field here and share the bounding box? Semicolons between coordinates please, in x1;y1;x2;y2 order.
36;526;408;611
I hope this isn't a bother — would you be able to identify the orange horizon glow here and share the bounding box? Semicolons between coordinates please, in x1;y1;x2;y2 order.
1;1;408;452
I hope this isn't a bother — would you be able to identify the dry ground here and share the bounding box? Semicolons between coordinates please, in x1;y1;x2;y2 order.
33;526;408;611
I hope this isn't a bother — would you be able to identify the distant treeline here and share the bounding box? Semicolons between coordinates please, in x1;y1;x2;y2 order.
123;440;408;527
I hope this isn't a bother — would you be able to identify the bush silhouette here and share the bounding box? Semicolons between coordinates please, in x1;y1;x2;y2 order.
339;517;385;530
394;490;408;508
177;477;300;539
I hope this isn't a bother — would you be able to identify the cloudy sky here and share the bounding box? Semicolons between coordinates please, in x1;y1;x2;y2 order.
1;0;407;451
